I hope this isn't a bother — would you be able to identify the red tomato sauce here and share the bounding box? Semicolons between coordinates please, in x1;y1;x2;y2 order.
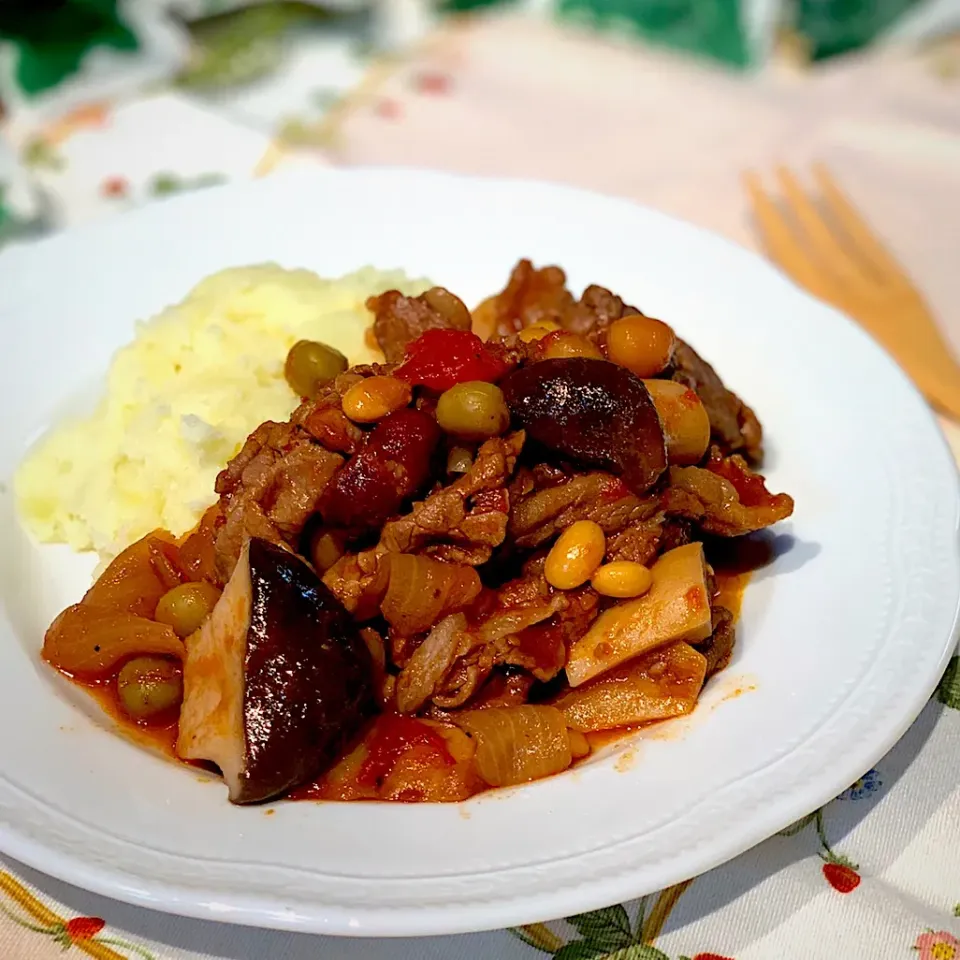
61;547;756;800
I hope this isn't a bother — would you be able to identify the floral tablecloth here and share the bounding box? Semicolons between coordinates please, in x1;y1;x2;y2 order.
2;11;960;960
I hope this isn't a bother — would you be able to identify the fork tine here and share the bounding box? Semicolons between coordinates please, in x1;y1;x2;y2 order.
812;163;901;278
774;166;873;283
742;172;834;301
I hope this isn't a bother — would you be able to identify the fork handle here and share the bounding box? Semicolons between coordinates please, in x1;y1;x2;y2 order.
859;296;960;421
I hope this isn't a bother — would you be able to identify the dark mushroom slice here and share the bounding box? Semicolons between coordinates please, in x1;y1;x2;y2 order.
500;357;668;495
176;537;375;804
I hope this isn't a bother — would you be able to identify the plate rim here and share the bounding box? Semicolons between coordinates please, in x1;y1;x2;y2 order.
1;165;958;937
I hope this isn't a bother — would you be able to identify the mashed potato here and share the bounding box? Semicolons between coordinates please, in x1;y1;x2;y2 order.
15;263;430;560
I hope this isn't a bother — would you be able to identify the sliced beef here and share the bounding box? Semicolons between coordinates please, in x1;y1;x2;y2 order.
664;451;794;537
671;340;763;463
430;579;568;709
509;470;660;549
461;668;536;710
322;431;524;617
212;420;342;582
474;258;642;343
693;605;736;677
290;387;365;456
660;517;696;553
477;259;575;338
605;518;664;566
379;431;524;560
560;284;642;341
394;613;467;714
369;287;472;363
392;567;588;714
502;586;599;680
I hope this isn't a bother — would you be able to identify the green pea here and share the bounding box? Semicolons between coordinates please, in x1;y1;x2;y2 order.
155;582;221;639
117;657;183;720
436;381;510;441
284;339;349;400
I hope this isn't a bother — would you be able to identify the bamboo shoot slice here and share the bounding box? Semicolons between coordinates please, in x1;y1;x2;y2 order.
566;543;712;687
554;641;707;732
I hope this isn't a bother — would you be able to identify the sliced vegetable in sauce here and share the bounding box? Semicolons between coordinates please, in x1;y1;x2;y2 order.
44;605;184;677
565;543;713;687
452;705;573;787
553;641;707;732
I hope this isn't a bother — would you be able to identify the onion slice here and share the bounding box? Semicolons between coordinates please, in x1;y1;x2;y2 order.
453;705;573;787
44;604;183;677
380;554;481;636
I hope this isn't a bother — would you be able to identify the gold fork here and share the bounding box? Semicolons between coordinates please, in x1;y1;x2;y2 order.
743;164;960;420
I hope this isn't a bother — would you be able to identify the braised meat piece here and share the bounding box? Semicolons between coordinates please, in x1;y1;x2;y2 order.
694;605;736;677
474;259;642;343
671;340;764;462
378;430;524;561
212;420;343;582
290;387;365;455
509;471;660;549
398;573;570;712
369;287;472;363
462;668;536;710
323;431;524;617
502;585;599;679
605;518;665;566
561;284;642;342
474;259;574;338
664;450;794;537
430;576;601;709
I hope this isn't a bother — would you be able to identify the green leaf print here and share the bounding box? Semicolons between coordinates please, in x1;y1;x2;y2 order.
568;905;634;951
555;943;610;960
554;944;671;960
0;0;138;97
607;947;671;960
148;171;226;197
0;183;9;230
937;656;960;709
796;0;925;61
778;811;819;836
511;887;697;957
21;136;65;171
176;2;332;91
557;0;750;69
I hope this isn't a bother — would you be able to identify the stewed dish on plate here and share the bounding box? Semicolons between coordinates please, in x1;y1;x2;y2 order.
28;258;794;805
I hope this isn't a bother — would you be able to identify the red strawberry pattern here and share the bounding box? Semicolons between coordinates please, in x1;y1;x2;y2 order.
821;862;861;894
64;915;106;942
414;71;452;95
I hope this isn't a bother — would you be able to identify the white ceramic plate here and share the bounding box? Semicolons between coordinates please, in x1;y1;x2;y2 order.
0;168;957;938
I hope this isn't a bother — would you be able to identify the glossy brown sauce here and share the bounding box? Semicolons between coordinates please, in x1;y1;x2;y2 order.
714;566;750;621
